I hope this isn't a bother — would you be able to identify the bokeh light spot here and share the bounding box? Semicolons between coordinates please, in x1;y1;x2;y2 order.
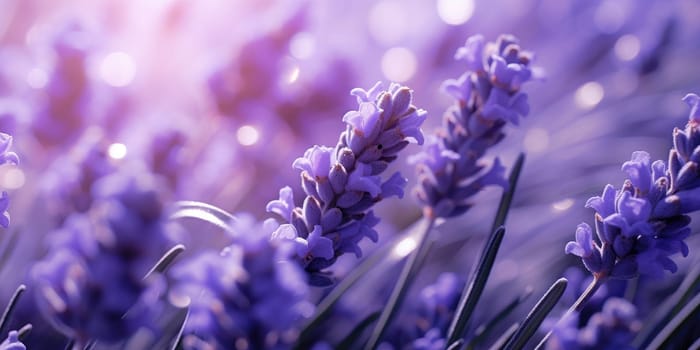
26;68;48;89
575;81;604;109
614;35;641;61
393;237;417;258
99;52;136;87
0;168;25;190
552;198;575;212
594;1;626;34
237;125;260;146
437;0;475;25
523;128;550;154
381;47;417;83
108;143;128;159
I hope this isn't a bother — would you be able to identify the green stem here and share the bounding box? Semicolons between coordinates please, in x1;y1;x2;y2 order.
534;276;604;349
363;217;436;350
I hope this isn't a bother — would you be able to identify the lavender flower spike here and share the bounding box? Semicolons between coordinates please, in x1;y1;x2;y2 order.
267;82;427;285
547;298;640;350
412;35;535;218
172;216;311;349
567;93;700;280
31;171;175;346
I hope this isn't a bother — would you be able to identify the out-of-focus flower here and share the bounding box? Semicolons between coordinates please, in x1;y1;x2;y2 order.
548;298;641;350
30;20;93;147
412;35;535;219
267;82;427;285
566;94;700;279
172;217;311;349
0;331;25;350
32;171;175;346
42;130;116;224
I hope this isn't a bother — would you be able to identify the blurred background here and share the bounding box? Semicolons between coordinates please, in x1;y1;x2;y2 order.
1;0;700;348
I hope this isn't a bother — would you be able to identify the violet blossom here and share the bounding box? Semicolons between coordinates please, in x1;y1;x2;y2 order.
411;34;536;218
172;216;311;349
267;82;427;285
31;171;175;346
566;94;700;279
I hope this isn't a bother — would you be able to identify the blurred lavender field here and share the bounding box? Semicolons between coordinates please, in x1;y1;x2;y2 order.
1;0;700;349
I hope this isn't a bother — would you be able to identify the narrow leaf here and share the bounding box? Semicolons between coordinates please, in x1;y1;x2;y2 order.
0;284;26;335
170;201;237;235
645;292;700;350
295;238;393;349
487;323;519;350
17;323;31;340
467;288;533;350
491;153;525;233
634;263;700;348
504;278;568;350
689;336;700;350
364;218;436;350
336;311;381;350
145;244;186;279
447;339;464;350
445;226;506;346
171;308;189;350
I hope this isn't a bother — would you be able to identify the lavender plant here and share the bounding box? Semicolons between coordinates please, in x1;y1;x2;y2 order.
3;2;700;349
30;20;92;148
267;81;427;285
547;297;641;350
411;34;535;219
172;215;311;349
565;93;700;301
31;170;176;348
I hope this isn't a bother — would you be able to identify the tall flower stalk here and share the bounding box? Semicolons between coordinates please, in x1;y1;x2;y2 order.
539;93;700;348
565;94;700;301
32;171;175;348
411;34;536;219
267;82;427;285
172;215;312;349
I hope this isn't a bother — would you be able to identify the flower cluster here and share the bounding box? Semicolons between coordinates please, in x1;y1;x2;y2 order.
411;273;463;350
30;20;92;147
0;132;18;228
172;216;311;349
31;171;175;347
411;34;535;218
0;331;25;350
42;130;116;223
267;82;427;285
566;94;700;279
548;298;640;350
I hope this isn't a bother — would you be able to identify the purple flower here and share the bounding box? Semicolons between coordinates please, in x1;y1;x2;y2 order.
42;131;117;223
548;298;640;350
267;82;427;285
32;171;175;346
567;94;700;279
172;220;311;349
412;34;535;218
0;331;24;350
30;20;92;147
412;328;446;350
